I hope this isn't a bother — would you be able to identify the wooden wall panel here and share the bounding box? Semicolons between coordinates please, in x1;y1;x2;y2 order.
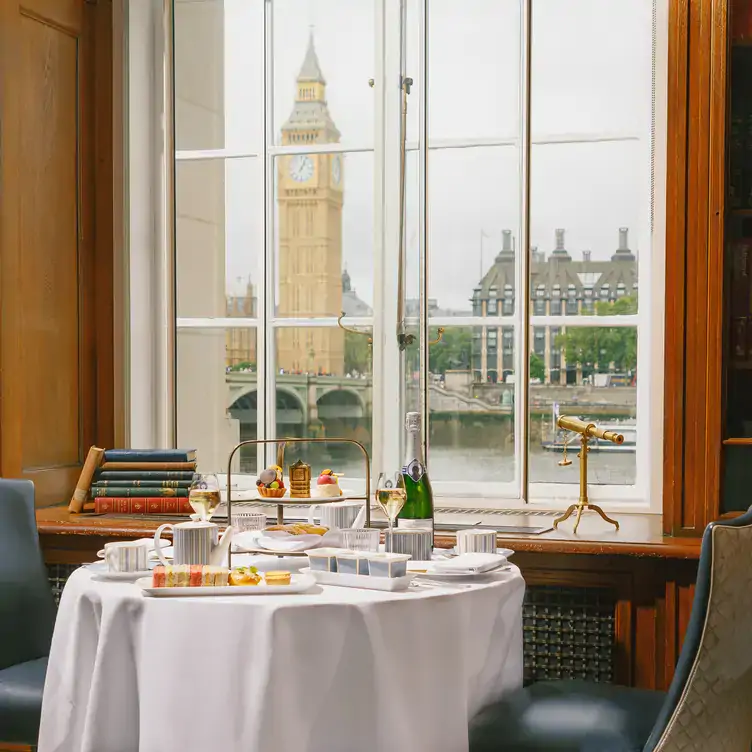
0;0;112;506
664;0;728;535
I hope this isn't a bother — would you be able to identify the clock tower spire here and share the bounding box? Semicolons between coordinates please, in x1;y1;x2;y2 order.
277;33;344;376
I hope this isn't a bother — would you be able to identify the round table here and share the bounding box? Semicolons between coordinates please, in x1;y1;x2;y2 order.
38;558;525;752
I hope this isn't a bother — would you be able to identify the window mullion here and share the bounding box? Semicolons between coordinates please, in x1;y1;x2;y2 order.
261;0;275;471
516;0;533;502
371;0;404;478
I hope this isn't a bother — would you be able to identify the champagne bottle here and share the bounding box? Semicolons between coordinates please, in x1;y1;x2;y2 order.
397;412;434;535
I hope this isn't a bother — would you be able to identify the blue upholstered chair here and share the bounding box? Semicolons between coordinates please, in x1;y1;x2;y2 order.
0;480;56;746
469;507;752;751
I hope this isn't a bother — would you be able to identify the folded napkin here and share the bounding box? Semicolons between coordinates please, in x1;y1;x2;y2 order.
234;529;342;553
432;553;507;574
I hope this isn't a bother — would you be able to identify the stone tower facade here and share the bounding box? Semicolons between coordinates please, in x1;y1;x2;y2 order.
277;34;344;375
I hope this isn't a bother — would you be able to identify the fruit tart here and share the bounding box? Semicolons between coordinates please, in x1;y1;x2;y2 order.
315;468;342;498
229;565;262;586
256;465;286;498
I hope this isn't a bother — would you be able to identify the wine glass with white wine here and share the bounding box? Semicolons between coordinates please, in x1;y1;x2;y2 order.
188;473;221;522
375;472;407;536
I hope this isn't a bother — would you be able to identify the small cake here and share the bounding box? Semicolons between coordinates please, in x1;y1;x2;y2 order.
256;465;286;498
289;459;312;498
151;565;229;588
315;468;342;498
229;566;262;586
264;570;291;586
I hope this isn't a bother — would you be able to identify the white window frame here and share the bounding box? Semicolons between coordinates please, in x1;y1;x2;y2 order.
128;0;666;515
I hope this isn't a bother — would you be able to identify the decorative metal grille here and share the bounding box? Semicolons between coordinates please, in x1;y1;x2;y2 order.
47;564;79;606
523;585;615;684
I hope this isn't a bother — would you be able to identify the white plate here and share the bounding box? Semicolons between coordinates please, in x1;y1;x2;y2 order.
87;561;154;582
136;573;316;596
301;566;415;592
406;561;511;579
249;489;354;504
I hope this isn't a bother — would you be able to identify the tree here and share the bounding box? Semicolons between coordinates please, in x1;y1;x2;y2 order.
429;328;472;374
344;330;371;374
228;360;256;372
555;295;638;372
529;352;545;381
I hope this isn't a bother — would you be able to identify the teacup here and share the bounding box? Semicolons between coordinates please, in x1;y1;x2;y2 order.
308;501;361;530
103;541;149;573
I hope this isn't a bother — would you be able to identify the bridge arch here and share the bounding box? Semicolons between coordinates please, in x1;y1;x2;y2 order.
316;386;366;416
228;387;307;427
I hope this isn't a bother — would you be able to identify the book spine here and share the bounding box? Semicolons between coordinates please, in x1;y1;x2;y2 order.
94;497;193;514
68;446;105;513
92;480;192;489
100;462;197;471
103;449;196;463
96;470;197;480
90;487;188;498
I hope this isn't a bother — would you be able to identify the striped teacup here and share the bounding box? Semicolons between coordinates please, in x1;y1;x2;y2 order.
104;541;149;573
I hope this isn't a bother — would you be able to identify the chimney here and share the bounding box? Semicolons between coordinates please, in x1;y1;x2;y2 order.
612;226;636;261
583;250;591;263
551;229;571;260
555;228;565;251
502;229;512;252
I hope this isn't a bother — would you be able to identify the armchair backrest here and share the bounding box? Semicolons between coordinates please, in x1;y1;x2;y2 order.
644;506;752;751
0;479;56;670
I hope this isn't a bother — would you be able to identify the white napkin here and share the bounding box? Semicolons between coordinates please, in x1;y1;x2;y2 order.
432;553;508;574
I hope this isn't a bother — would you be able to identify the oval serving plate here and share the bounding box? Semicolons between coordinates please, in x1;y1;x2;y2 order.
136;573;316;596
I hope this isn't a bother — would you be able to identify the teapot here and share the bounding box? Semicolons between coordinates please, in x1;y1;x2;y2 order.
153;520;233;567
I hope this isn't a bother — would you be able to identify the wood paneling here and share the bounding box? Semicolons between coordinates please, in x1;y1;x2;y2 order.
664;0;729;536
0;0;112;506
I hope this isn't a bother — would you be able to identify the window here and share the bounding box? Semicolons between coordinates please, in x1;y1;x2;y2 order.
148;0;665;511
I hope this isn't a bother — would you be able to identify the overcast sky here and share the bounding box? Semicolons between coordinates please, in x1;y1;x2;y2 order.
216;0;655;309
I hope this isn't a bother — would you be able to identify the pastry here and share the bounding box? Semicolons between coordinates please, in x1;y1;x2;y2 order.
151;565;229;588
289;459;312;498
265;523;328;536
256;465;286;498
229;566;262;586
315;468;342;498
264;570;291;585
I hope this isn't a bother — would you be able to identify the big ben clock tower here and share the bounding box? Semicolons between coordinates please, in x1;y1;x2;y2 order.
277;33;344;375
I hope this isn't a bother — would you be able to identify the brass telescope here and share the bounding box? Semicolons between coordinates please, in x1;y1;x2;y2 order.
552;416;623;534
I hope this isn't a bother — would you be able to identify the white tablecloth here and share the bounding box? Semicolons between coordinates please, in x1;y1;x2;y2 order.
39;559;524;752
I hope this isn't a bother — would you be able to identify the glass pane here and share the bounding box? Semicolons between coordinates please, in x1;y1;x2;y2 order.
528;325;637;486
274;151;373;318
529;141;643;316
427;146;520;318
531;0;654;137
406;0;521;143
273;1;375;149
175;0;265;152
177;327;258;474
428;325;516;485
176;158;261;319
272;327;372;487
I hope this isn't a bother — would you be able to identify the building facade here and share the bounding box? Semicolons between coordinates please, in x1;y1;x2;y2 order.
225;277;257;368
276;34;345;375
472;228;638;385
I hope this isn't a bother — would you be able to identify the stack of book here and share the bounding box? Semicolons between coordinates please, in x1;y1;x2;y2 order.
91;449;198;515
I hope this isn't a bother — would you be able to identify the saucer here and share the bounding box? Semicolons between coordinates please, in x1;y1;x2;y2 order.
87;561;154;582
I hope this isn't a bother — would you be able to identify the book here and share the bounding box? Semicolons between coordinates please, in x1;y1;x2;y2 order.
69;446;105;513
103;449;197;463
92;480;193;489
91;487;188;498
100;461;197;471
94;497;193;515
96;470;197;481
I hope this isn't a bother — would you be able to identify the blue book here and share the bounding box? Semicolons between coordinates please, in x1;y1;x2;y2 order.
102;449;197;463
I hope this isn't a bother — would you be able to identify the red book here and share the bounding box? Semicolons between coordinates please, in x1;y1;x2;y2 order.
94;497;193;515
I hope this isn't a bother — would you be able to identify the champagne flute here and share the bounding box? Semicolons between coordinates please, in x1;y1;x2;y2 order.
188;473;221;522
375;472;407;536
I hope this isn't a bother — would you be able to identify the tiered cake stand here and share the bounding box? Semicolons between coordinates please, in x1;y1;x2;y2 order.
225;438;372;565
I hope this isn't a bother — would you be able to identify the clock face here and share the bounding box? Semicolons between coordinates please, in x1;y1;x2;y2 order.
331;155;342;186
289;155;314;183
